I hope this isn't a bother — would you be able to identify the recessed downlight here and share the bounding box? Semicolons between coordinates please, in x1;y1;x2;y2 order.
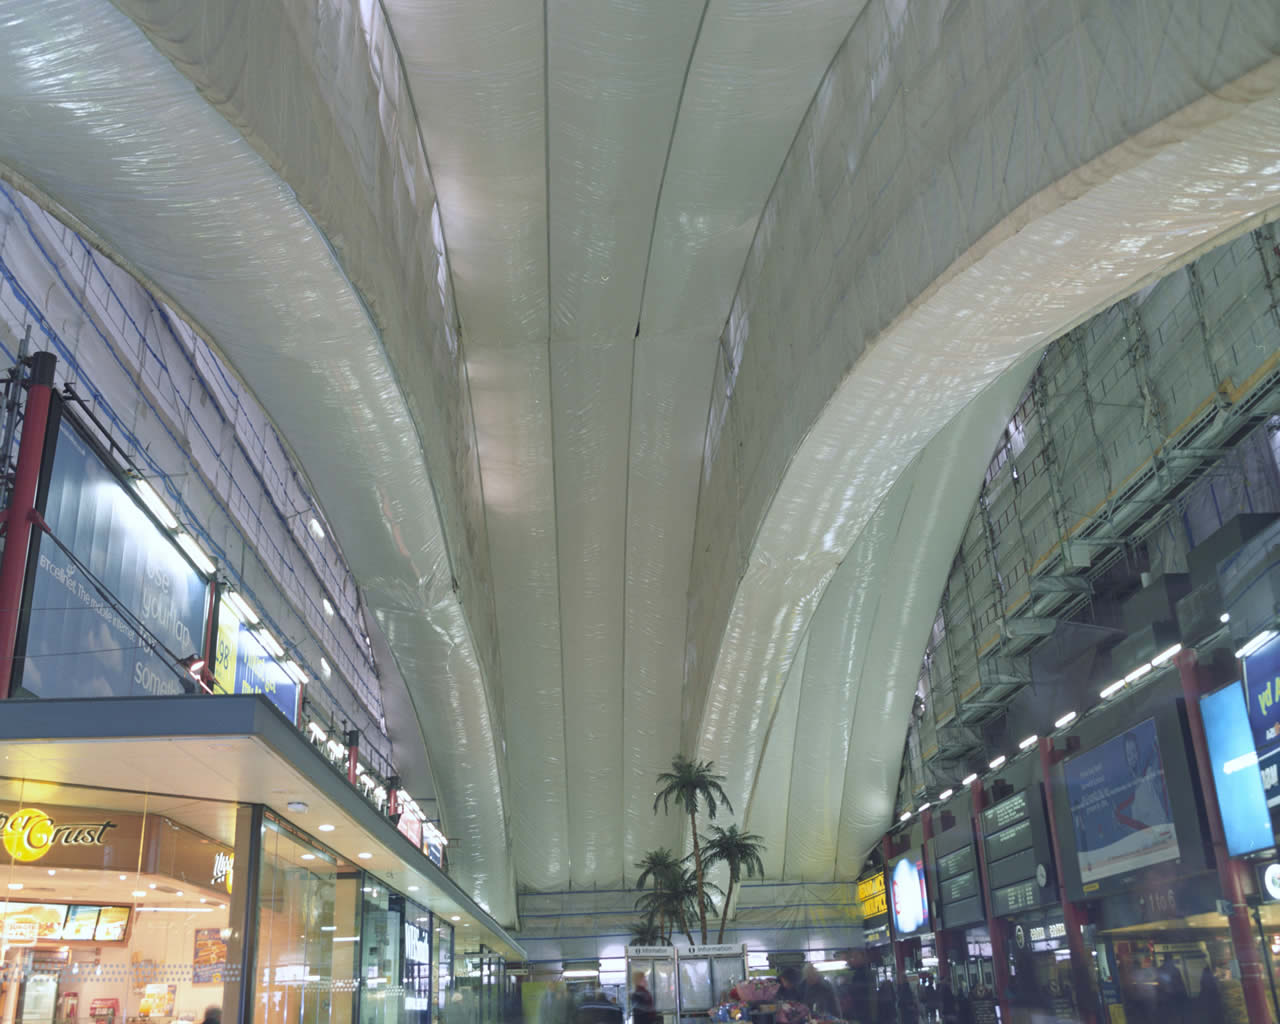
301;854;316;861
451;916;461;922
407;885;419;892
7;883;22;891
357;852;372;860
132;891;147;898
318;824;335;833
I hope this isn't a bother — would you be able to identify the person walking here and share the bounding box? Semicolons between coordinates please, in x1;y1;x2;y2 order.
803;964;838;1016
630;972;658;1024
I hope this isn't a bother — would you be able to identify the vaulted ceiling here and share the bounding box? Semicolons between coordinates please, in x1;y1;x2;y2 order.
1;0;1278;924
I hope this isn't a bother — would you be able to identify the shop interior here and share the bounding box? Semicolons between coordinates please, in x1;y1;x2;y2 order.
0;781;239;1024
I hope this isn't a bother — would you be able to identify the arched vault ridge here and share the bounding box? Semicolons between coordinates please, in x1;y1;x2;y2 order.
694;0;1280;882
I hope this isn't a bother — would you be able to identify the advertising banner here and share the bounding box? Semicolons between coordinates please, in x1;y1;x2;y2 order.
1064;717;1180;886
1244;634;1280;804
20;418;207;699
1202;681;1274;856
857;871;888;927
212;599;298;721
889;851;930;936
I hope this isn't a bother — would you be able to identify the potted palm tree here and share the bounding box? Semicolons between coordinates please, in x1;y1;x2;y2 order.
701;824;766;943
653;755;733;943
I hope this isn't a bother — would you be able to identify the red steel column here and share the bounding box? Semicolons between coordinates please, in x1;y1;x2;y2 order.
970;778;1010;1023
0;352;56;700
921;809;950;985
1037;737;1098;1024
346;728;360;785
1176;648;1274;1024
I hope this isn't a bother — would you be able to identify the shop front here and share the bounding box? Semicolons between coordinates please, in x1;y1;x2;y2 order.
0;695;522;1024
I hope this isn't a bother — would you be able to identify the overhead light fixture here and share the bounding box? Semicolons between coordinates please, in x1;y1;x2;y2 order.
132;891;147;898
1151;644;1182;667
322;597;335;619
938;789;954;801
1054;711;1077;729
183;655;206;680
321;926;336;932
451;916;461;922
989;755;1007;770
1124;662;1152;684
1237;631;1279;661
253;628;285;659
119;875;128;881
282;660;308;685
1220;612;1231;624
899;811;911;822
133;477;179;529
175;533;216;575
320;657;332;680
332;936;361;943
408;885;419;892
149;883;157;890
287;801;309;814
224;590;260;625
1100;679;1126;700
917;803;930;813
357;852;372;860
136;907;214;913
300;854;316;862
47;869;55;877
7;883;21;891
307;517;326;542
317;824;335;833
1018;735;1038;750
813;961;846;973
962;773;978;786
563;969;599;979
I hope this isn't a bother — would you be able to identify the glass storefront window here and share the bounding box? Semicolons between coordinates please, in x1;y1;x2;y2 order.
434;915;453;1019
254;812;360;1024
357;883;401;1024
0;777;243;1024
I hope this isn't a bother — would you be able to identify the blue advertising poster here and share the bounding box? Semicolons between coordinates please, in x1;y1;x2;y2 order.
20;420;208;698
212;599;297;721
1064;717;1180;885
1244;634;1280;805
1201;682;1274;856
889;851;929;935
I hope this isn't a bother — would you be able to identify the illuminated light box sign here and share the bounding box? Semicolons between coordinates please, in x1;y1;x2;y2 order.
889;851;930;936
1064;717;1180;887
213;598;298;722
1244;634;1280;805
0;902;131;944
1201;681;1274;856
857;871;888;927
19;416;208;700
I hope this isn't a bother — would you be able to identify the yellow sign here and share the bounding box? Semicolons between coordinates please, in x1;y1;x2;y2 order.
213;599;238;695
857;873;887;919
0;808;116;862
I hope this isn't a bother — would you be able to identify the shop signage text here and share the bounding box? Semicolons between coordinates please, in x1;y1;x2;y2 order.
857;873;887;919
1028;922;1067;942
679;944;744;957
0;808;116;863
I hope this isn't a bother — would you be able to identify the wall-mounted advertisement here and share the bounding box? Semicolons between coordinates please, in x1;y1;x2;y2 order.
1244;633;1280;805
1064;717;1179;886
1202;681;1274;856
18;416;208;699
889;851;930;936
212;598;298;722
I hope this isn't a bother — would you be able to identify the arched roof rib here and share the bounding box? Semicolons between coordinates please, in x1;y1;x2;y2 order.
3;0;1279;926
0;0;514;921
694;0;1280;882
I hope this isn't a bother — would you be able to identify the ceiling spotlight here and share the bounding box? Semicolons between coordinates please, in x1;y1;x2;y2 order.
47;869;56;877
357;852;372;860
938;789;954;801
451;916;461;922
287;801;309;814
962;773;978;786
989;755;1007;770
323;598;335;619
1220;612;1231;624
132;891;147;898
119;875;127;881
183;655;206;680
7;883;21;891
408;885;419;892
301;854;316;862
318;824;335;832
1018;735;1038;750
917;803;930;813
1054;711;1077;729
899;811;911;822
308;517;326;542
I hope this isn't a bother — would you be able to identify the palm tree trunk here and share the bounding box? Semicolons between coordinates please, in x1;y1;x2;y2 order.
717;878;735;944
690;810;708;943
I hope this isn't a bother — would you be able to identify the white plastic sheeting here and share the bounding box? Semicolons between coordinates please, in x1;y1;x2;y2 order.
0;0;513;921
699;50;1280;885
5;0;1280;929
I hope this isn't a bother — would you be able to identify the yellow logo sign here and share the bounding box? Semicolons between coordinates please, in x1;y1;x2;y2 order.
0;808;116;862
212;851;234;894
